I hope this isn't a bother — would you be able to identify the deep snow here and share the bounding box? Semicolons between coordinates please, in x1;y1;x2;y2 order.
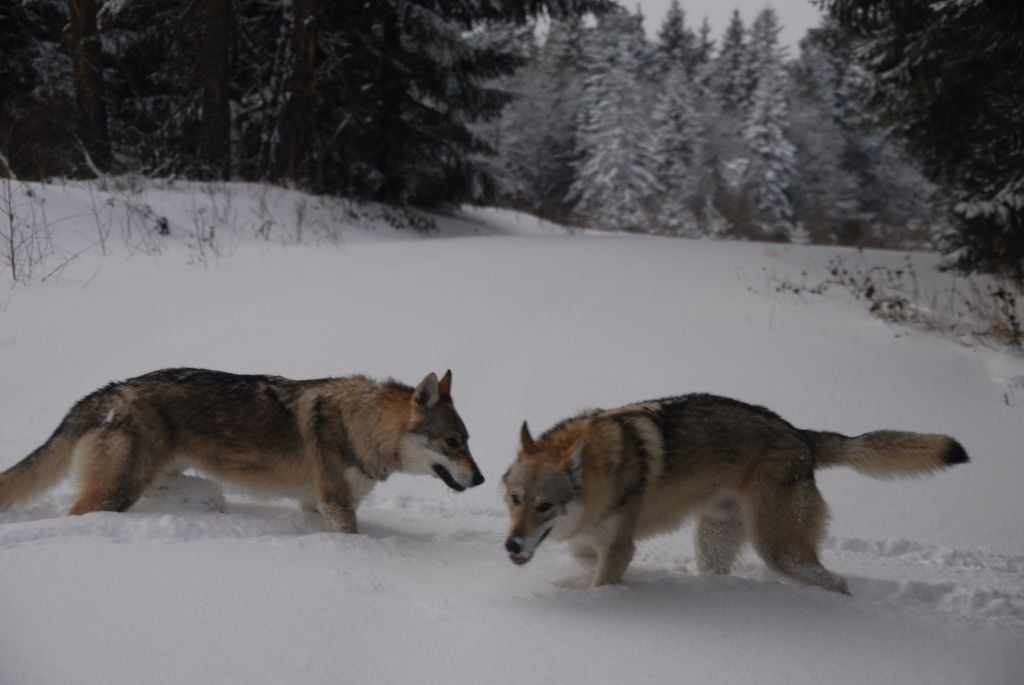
1;181;1021;684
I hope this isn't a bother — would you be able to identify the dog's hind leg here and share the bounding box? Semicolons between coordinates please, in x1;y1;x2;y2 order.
745;473;849;595
69;430;158;515
695;495;746;575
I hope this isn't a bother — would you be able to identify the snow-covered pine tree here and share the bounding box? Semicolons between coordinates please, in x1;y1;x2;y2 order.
737;7;797;240
308;0;612;207
706;10;747;113
533;16;588;219
742;58;796;240
238;0;612;206
655;0;697;77
696;11;751;237
309;3;520;205
6;0;616;208
689;17;715;95
473;20;540;204
701;194;730;239
788;222;811;244
632;5;660;85
493;16;586;219
825;0;1024;279
568;9;662;231
743;7;787;112
651;65;702;236
695;17;714;66
792;20;931;246
788;25;864;243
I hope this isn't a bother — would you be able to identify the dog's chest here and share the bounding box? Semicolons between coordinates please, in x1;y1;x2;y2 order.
345;467;378;503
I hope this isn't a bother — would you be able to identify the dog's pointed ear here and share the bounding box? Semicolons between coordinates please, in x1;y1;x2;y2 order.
566;438;584;487
438;369;452;400
520;420;536;453
414;372;440;408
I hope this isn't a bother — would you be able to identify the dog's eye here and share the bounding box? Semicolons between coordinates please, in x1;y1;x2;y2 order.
537;502;552;513
510;494;521;506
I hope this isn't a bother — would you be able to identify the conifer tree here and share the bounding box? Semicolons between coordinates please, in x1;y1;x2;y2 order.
476;20;540;202
5;0;614;209
743;63;796;239
824;0;1024;279
697;11;750;236
569;10;662;230
651;65;702;235
701;195;731;239
655;0;697;77
689;17;715;94
310;0;612;207
792;19;931;245
695;17;714;66
0;1;36;111
707;10;747;113
741;8;796;239
494;16;585;218
743;7;787;110
788;26;863;242
100;0;234;177
0;0;74;176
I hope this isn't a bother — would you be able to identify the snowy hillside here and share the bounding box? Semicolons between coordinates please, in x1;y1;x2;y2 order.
1;182;1022;684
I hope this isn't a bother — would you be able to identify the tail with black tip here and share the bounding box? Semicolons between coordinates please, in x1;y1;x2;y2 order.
808;430;969;478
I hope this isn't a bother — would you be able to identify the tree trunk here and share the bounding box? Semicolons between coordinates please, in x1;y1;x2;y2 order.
198;0;233;180
68;0;110;172
277;0;319;184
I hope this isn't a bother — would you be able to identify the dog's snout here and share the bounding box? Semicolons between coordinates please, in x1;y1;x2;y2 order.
471;470;485;487
505;537;523;554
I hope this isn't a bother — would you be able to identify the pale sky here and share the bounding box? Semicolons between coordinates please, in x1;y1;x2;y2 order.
634;0;825;50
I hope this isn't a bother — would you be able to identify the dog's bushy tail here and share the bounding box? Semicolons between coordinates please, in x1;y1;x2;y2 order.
808;430;969;478
0;425;79;509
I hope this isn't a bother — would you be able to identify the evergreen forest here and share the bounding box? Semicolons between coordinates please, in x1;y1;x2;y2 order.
1;0;1021;277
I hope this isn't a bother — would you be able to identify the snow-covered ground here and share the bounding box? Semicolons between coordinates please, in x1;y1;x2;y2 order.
1;181;1022;684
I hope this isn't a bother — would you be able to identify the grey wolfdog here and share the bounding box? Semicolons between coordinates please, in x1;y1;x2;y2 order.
502;394;968;592
0;367;484;533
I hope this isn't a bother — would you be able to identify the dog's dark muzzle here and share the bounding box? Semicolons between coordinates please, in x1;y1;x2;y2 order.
505;528;549;566
433;464;466;492
505;536;530;565
433;454;484;492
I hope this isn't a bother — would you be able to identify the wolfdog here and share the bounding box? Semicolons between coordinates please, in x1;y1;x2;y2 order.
0;368;484;532
501;394;967;592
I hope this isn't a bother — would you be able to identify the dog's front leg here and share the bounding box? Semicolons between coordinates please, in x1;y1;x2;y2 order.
591;533;636;587
313;450;360;534
588;510;640;587
591;536;635;587
318;498;359;534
